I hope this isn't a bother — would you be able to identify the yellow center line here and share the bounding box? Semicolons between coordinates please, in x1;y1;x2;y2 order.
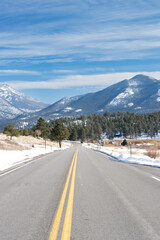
48;149;77;240
61;149;78;240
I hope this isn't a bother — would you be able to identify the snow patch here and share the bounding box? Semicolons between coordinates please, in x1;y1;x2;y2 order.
135;106;142;110
0;144;71;171
53;113;60;116
128;80;138;87
109;88;134;106
63;107;73;112
19;122;29;128
59;97;70;105
75;109;82;112
128;102;134;107
98;109;104;112
84;143;160;168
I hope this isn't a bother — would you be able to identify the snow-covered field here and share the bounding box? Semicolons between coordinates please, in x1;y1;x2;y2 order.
84;143;160;168
0;145;70;171
0;134;72;171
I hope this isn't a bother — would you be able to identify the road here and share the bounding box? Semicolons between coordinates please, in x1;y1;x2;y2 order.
0;145;160;240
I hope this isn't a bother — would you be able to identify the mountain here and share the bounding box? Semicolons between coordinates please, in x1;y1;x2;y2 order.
0;83;48;121
2;74;160;128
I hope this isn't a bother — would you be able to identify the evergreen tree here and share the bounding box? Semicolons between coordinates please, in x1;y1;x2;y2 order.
79;127;86;142
50;122;69;148
70;128;78;141
35;117;50;139
90;126;95;141
22;129;29;136
3;124;19;139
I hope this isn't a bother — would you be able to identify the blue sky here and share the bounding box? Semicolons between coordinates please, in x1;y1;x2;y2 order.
1;0;160;103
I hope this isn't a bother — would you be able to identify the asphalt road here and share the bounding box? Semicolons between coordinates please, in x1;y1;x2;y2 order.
0;145;160;240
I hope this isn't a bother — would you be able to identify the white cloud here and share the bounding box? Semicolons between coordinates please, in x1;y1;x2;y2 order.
0;69;40;75
8;71;160;90
0;1;160;62
1;0;160;22
0;0;160;82
0;20;160;61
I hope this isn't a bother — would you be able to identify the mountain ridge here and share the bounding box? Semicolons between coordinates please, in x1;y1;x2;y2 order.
1;74;160;128
0;83;48;121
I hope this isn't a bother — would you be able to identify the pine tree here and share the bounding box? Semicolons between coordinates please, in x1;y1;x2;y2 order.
50;122;69;148
35;117;50;139
70;128;78;141
22;129;29;136
3;125;19;139
79;127;86;142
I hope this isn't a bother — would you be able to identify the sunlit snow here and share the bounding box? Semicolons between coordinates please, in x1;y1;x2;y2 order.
109;88;134;106
0;144;70;171
75;109;82;112
84;143;160;168
128;102;134;107
63;107;73;112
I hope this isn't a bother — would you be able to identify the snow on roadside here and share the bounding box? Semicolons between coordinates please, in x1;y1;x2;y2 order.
0;144;70;171
83;143;160;168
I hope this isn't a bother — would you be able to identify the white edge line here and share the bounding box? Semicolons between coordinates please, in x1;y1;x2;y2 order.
0;152;53;177
152;176;160;182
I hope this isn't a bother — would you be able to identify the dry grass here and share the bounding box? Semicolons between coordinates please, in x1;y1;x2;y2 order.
101;138;160;159
12;135;59;147
0;139;30;151
103;140;118;147
145;150;160;159
0;133;60;151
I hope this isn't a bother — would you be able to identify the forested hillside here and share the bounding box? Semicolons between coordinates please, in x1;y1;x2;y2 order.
53;112;160;140
3;112;160;141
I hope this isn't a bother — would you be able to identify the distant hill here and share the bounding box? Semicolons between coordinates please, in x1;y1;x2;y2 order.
0;83;48;121
1;74;160;128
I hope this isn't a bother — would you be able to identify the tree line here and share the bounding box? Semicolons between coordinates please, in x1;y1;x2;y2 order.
3;119;69;148
48;112;160;140
3;112;160;145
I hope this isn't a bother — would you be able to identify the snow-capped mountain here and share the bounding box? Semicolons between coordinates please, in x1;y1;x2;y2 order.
0;97;22;120
0;83;48;120
2;74;160;128
105;75;160;112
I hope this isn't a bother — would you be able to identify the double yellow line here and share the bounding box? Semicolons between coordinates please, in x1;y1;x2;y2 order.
48;148;78;240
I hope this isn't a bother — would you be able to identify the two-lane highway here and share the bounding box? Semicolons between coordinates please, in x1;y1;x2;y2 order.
0;145;160;239
0;147;76;240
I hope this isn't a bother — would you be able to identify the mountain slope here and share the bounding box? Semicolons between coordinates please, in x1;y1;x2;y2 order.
3;74;160;128
0;83;48;120
0;97;22;120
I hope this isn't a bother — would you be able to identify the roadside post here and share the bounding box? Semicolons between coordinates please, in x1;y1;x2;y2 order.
130;142;132;157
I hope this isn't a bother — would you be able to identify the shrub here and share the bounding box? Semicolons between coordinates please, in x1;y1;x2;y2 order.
121;139;128;146
145;150;159;159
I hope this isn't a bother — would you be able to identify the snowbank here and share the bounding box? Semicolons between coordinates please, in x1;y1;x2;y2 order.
83;143;160;168
0;144;69;171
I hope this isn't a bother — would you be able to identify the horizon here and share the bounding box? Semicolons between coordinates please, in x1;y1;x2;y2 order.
1;1;160;103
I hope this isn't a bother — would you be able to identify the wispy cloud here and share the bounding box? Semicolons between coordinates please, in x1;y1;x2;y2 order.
52;69;76;74
0;22;160;61
1;0;160;22
0;69;40;75
1;0;160;105
0;1;160;62
8;71;160;90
